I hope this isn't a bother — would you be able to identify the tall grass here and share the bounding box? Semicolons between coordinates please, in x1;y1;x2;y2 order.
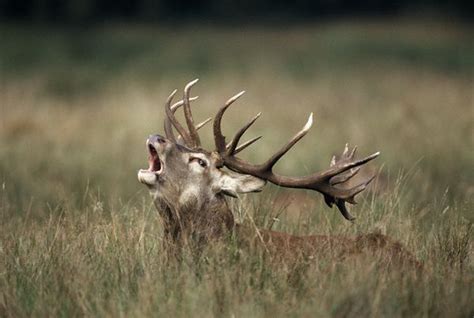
0;21;472;317
0;184;472;317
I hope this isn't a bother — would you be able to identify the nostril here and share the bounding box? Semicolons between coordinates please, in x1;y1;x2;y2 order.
148;144;157;154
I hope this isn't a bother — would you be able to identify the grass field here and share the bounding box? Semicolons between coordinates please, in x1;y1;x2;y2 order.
0;20;473;317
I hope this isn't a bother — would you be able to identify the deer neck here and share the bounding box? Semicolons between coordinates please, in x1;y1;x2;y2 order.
155;195;235;243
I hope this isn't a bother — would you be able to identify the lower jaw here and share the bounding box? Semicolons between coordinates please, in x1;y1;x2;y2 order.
138;170;158;185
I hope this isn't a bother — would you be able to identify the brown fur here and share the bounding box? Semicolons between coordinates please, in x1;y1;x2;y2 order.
139;134;421;269
253;228;422;268
157;194;422;269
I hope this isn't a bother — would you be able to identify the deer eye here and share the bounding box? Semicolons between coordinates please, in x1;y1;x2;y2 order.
190;157;207;168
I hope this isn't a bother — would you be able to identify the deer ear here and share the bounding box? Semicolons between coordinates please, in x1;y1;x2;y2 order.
217;170;266;197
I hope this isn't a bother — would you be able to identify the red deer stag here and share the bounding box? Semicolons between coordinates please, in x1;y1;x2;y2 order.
138;80;419;266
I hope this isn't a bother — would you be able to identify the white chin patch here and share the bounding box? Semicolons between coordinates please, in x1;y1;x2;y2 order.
138;170;158;185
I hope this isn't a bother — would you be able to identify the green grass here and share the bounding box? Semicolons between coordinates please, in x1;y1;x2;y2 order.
0;20;473;317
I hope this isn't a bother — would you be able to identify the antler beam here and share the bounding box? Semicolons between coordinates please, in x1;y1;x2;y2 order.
213;92;380;220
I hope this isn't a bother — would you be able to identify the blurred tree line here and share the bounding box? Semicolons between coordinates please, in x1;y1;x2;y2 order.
1;0;472;22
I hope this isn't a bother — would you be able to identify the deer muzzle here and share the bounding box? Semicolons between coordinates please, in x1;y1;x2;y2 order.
137;134;166;185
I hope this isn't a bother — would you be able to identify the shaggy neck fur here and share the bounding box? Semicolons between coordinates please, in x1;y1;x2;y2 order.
155;194;235;245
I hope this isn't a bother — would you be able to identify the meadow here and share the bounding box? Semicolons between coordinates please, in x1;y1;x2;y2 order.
0;20;473;317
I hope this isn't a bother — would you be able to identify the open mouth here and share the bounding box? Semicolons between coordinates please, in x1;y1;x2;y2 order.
138;138;165;185
147;143;163;174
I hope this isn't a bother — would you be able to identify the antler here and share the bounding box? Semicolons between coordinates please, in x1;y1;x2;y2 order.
164;79;210;148
213;92;380;221
182;79;202;148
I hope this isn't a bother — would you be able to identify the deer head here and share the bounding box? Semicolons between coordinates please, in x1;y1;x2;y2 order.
138;133;265;213
138;80;379;242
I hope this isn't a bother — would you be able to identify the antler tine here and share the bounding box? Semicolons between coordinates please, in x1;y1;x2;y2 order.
349;145;357;159
226;112;261;155
164;89;178;142
165;89;193;146
233;136;262;154
196;117;212;130
261;113;313;171
335;200;356;221
328;144;361;185
183;79;201;148
170;96;199;111
330;167;361;185
323;173;376;221
323;174;376;203
164;96;199;143
213;90;246;153
175;118;212;143
319;152;380;181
